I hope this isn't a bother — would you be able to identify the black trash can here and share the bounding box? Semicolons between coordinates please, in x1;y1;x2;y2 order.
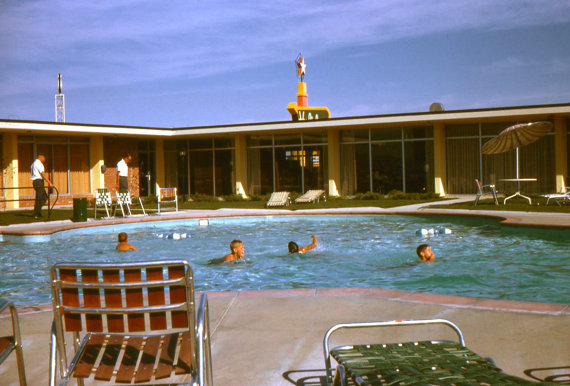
72;197;88;222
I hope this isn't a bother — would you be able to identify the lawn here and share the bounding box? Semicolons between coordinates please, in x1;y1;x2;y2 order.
0;194;568;226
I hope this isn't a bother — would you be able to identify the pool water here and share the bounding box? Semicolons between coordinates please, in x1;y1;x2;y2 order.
1;215;569;307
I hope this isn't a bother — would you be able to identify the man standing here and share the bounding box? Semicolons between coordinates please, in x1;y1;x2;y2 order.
116;153;132;192
30;153;53;219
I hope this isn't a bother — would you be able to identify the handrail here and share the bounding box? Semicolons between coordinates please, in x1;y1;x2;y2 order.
0;185;59;218
196;293;214;386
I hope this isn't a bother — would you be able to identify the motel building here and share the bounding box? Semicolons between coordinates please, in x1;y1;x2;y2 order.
0;90;569;208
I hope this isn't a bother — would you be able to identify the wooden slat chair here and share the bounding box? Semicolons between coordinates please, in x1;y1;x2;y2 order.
114;189;146;217
474;178;498;206
49;260;212;386
324;319;554;386
157;188;178;214
94;188;113;219
0;300;27;385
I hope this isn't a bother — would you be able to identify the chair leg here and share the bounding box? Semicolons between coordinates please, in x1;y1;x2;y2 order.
474;193;480;206
492;190;498;205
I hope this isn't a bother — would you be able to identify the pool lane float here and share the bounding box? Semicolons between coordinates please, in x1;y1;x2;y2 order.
157;232;190;240
416;227;452;236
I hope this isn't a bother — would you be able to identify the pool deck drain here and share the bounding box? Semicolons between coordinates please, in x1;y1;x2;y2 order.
1;201;569;384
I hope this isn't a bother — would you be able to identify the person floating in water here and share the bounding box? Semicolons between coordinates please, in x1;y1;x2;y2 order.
416;243;435;262
288;235;317;254
116;232;138;251
209;239;246;264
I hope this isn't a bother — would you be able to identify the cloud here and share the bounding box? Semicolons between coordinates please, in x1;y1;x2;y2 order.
0;0;568;103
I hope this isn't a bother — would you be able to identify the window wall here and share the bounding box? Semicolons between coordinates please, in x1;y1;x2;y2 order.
164;138;235;196
247;131;328;195
138;140;156;197
340;126;434;195
446;122;555;194
17;135;90;197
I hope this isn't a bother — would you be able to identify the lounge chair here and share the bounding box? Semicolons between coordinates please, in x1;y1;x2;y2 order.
474;178;498;205
323;318;550;386
295;189;325;204
94;188;113;219
542;187;570;206
114;189;146;217
157;187;178;214
0;300;27;385
49;260;212;386
266;191;290;207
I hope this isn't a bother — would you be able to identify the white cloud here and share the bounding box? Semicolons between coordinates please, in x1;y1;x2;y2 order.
0;0;568;120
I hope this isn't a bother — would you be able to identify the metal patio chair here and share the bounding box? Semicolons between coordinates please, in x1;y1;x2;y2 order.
157;187;178;214
474;178;498;205
49;260;212;385
0;300;27;385
323;318;553;386
94;188;113;219
114;189;146;217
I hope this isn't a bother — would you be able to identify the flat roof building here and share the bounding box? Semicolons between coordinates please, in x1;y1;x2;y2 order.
1;103;568;208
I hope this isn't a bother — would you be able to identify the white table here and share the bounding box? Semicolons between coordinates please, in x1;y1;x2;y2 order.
499;178;537;205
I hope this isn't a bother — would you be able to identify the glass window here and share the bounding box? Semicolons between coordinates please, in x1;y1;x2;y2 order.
189;138;212;150
404;126;432;140
372;142;402;193
274;147;302;192
214;138;233;149
303;145;328;191
371;127;401;141
340;143;370;194
247;147;273;195
215;149;234;195
275;133;300;146
302;130;327;145
190;150;212;195
341;129;369;143
404;140;434;193
247;134;273;147
446;124;478;138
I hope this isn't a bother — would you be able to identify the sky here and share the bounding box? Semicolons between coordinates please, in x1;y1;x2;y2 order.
1;0;569;128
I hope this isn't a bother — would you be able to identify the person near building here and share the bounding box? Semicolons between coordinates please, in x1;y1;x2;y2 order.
30;153;53;219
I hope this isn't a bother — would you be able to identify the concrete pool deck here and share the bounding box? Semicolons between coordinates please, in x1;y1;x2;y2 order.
1;199;569;384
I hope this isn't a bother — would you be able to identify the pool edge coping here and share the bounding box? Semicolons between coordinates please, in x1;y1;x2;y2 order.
6;287;568;317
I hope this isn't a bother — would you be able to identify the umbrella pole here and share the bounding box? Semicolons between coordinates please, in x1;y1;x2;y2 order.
516;147;520;191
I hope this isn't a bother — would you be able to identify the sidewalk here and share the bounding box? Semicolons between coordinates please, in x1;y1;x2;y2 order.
1;288;568;385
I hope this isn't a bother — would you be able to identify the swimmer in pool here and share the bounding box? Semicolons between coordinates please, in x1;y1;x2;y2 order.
208;239;246;264
288;235;317;254
116;232;138;251
416;243;435;262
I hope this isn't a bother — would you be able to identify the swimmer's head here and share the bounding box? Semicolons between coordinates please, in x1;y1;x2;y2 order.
118;232;128;242
288;241;299;253
416;243;435;261
229;239;245;259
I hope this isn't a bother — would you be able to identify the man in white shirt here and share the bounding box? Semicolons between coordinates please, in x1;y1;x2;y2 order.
116;153;132;192
30;153;53;219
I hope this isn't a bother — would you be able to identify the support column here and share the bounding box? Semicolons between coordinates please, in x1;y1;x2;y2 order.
155;138;165;192
89;135;105;193
554;116;567;193
327;129;340;196
2;133;19;208
234;134;248;198
433;122;447;197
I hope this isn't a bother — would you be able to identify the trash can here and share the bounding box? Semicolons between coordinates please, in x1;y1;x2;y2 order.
72;197;88;222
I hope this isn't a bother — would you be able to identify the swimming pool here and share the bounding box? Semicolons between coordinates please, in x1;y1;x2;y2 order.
1;215;569;307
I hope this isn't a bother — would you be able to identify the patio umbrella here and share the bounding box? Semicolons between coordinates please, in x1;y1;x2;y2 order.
481;121;552;155
481;121;553;201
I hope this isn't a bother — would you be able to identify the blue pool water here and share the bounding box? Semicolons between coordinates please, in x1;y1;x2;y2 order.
1;215;569;307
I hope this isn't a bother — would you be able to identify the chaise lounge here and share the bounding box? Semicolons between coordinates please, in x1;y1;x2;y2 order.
266;191;290;207
323;318;555;385
294;189;325;204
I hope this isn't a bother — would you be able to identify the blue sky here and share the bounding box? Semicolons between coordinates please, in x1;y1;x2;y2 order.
1;0;569;127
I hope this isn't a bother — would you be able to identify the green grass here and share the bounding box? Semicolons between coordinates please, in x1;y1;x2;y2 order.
1;194;567;226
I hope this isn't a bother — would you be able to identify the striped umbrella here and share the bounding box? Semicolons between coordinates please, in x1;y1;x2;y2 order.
481;121;552;155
